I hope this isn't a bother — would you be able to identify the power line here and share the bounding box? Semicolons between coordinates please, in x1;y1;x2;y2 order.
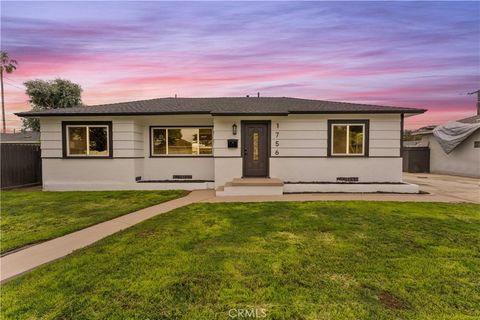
3;81;24;90
4;77;23;85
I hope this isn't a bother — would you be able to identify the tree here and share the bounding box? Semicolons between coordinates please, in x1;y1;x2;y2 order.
403;130;419;142
22;79;83;132
1;51;18;133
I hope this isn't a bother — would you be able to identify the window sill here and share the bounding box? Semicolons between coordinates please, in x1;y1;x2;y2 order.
149;155;214;158
63;156;113;159
328;155;368;158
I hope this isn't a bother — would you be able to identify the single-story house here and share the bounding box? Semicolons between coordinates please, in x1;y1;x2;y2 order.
16;97;426;195
413;114;480;178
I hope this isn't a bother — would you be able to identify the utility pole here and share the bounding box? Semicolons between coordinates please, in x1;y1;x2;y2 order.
1;67;5;132
467;90;480;116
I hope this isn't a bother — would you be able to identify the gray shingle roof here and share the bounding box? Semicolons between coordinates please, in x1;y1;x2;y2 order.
0;132;40;143
15;97;426;117
458;115;480;124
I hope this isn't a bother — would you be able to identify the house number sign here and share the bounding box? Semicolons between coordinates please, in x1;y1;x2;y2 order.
274;123;280;156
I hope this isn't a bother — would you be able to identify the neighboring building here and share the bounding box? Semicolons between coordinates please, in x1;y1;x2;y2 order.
413;115;480;178
16;97;425;195
0;131;40;144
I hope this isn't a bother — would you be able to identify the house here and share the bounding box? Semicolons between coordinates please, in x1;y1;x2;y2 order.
0;131;40;144
413;114;480;178
15;97;426;195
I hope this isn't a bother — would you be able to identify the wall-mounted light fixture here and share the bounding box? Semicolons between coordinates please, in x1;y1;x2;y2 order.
232;123;237;135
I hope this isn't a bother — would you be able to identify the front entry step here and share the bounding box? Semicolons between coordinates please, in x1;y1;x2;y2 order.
216;178;284;196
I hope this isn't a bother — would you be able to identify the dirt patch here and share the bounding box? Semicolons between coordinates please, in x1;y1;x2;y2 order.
379;291;409;310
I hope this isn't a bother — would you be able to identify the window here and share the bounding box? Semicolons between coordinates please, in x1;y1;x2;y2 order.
151;127;213;156
328;120;369;156
474;141;480;148
63;122;112;157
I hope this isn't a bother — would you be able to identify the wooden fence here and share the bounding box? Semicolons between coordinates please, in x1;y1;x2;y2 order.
1;143;42;189
402;147;430;173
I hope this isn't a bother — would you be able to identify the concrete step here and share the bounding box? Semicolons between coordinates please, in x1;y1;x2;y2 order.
216;178;284;196
230;178;284;187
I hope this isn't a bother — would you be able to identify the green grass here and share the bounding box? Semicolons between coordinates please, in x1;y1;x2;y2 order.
2;201;479;319
0;190;187;254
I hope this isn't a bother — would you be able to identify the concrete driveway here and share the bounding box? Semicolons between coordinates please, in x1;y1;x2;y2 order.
205;173;479;204
403;173;479;203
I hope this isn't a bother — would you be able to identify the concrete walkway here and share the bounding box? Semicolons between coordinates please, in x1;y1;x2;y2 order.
403;173;479;203
0;190;214;282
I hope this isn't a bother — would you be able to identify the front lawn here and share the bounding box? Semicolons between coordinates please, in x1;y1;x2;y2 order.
0;190;187;254
2;201;479;319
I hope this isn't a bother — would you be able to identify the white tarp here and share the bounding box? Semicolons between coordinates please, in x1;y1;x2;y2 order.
433;121;480;154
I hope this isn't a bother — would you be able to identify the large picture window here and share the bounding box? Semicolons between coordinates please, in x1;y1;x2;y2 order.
63;122;112;157
328;120;369;156
151;127;213;156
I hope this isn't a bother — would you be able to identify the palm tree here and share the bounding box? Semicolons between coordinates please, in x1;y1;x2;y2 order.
1;51;18;133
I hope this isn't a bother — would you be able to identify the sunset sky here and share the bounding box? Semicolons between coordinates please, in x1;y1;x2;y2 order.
2;1;479;131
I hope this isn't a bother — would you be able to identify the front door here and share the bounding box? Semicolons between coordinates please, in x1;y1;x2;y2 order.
242;121;270;177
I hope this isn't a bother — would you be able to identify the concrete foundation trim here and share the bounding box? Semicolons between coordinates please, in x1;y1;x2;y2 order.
44;182;215;191
283;182;420;194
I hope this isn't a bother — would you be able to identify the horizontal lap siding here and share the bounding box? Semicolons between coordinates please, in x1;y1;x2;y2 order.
113;120;143;158
270;114;401;158
213;114;402;186
214;118;241;157
40;119;62;157
39;114;402;188
40;117;145;158
271;119;326;157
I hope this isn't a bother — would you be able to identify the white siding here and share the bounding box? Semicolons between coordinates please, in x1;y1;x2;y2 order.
39;113;405;190
39;118;62;158
142;158;214;181
271;158;403;182
138;115;214;181
43;158;136;190
270;114;400;158
214;157;242;187
39;117;145;158
212;114;403;186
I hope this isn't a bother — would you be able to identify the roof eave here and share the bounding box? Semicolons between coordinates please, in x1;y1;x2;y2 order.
290;109;427;115
15;108;427;117
210;112;289;116
14;111;213;118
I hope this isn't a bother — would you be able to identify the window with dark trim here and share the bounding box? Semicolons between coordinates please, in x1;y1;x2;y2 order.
150;127;213;156
62;121;113;158
328;120;369;157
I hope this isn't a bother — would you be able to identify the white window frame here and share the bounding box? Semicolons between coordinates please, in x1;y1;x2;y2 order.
150;127;213;156
331;123;366;156
66;124;110;157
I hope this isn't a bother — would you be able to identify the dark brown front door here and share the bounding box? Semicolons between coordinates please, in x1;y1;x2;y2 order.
242;121;270;177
